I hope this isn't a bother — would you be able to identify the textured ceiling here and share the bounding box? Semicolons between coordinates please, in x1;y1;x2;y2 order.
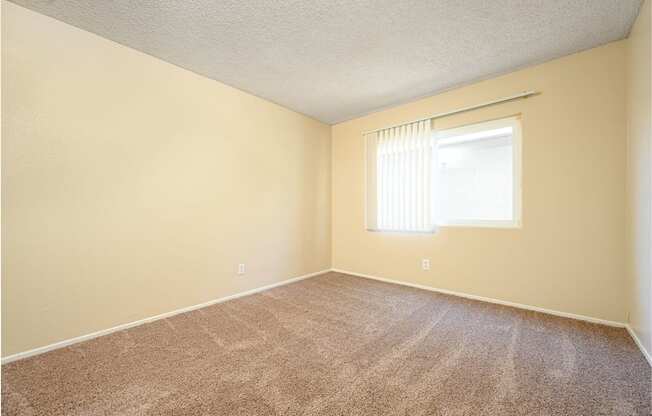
9;0;643;124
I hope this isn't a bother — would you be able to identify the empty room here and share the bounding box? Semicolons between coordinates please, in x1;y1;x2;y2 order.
1;0;651;415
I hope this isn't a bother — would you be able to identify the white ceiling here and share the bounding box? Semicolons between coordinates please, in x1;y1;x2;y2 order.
9;0;643;124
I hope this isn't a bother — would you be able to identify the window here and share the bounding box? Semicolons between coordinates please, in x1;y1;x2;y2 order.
436;117;521;227
365;116;521;232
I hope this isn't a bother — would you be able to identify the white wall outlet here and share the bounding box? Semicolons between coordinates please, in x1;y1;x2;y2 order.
237;263;245;275
421;259;431;271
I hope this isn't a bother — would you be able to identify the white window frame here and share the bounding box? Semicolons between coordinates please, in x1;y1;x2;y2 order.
435;116;522;229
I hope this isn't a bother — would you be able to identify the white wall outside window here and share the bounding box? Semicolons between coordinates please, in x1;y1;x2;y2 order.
436;117;522;228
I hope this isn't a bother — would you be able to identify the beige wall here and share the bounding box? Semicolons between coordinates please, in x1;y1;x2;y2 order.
2;1;647;359
626;0;652;357
333;41;628;323
1;3;331;357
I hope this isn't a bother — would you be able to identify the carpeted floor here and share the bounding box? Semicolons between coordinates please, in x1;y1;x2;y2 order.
2;272;650;415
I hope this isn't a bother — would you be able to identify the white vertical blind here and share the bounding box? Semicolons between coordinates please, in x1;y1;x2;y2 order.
365;119;436;232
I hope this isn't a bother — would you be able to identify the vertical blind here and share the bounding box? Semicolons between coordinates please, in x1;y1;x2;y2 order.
365;119;437;232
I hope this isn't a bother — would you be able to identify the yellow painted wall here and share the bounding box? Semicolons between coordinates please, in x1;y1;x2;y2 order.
3;0;646;358
2;3;331;356
332;41;628;323
626;0;652;357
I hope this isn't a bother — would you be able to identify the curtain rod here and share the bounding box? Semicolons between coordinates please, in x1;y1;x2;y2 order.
363;90;539;135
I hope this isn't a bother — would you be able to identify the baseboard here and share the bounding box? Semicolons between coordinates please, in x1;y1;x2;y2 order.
331;268;626;328
7;268;649;369
626;325;652;367
1;269;330;365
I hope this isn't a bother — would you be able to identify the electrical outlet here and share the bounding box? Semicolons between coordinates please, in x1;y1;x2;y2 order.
421;259;430;271
237;264;245;275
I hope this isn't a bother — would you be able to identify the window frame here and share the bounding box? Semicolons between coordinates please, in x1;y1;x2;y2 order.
434;116;522;229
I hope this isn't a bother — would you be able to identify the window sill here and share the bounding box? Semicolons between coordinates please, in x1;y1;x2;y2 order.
438;220;521;229
366;220;521;233
366;228;437;234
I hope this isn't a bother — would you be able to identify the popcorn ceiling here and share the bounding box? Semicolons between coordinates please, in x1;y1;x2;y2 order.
9;0;642;123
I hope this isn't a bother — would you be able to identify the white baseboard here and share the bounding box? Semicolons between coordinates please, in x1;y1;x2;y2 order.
626;325;652;367
6;268;650;369
1;269;330;365
332;268;652;367
331;268;625;327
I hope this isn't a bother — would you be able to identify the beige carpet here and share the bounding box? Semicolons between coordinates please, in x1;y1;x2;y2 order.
2;272;650;415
